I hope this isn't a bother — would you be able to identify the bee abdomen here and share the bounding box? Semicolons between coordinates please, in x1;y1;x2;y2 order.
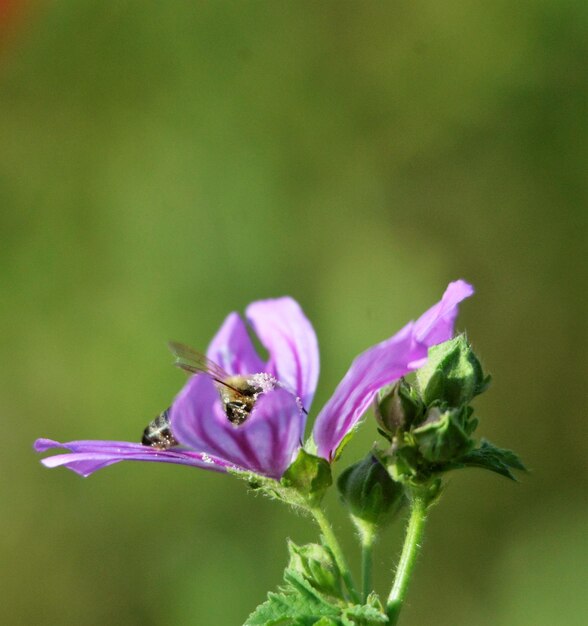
225;401;250;425
142;408;179;449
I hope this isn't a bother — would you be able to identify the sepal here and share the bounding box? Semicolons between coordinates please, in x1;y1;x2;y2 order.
228;449;335;513
281;448;333;507
331;425;361;463
380;445;421;483
230;449;334;509
305;429;360;465
412;406;475;463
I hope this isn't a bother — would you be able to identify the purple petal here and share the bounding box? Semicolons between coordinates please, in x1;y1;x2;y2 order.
246;297;319;410
34;438;232;478
236;387;306;478
413;279;474;347
312;323;418;460
207;311;266;375
312;280;474;460
170;375;305;479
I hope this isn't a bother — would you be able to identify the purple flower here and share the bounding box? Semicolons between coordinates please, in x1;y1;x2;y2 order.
35;298;318;479
35;280;473;479
311;280;474;460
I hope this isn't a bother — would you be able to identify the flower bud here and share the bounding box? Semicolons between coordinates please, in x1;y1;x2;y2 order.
287;540;343;597
416;335;491;407
337;453;405;527
375;378;424;435
412;406;475;463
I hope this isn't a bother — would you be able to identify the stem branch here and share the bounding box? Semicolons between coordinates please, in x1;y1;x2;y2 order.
386;492;428;624
310;506;361;604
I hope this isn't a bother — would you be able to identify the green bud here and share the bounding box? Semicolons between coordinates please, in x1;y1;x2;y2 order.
416;335;491;407
337;453;405;527
287;540;343;598
412;406;475;463
375;378;424;435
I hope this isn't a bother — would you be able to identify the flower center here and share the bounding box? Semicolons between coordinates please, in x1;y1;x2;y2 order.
218;373;306;425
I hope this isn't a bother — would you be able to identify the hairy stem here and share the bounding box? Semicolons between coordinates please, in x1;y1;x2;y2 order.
360;526;376;602
386;492;428;624
310;506;361;604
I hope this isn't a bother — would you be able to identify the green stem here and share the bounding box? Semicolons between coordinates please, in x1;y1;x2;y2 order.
360;526;376;602
310;507;361;604
386;492;428;625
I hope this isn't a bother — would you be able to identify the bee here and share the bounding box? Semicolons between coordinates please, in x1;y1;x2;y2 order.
141;407;178;449
141;341;278;450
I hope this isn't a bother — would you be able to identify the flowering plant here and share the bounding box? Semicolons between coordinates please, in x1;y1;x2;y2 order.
35;280;524;625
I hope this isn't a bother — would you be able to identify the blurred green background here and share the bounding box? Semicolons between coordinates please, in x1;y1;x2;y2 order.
1;1;586;625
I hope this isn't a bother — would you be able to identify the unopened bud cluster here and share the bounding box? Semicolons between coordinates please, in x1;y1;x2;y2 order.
287;540;343;598
337;334;523;521
374;335;491;485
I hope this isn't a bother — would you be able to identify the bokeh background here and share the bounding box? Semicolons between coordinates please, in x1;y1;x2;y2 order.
1;2;586;625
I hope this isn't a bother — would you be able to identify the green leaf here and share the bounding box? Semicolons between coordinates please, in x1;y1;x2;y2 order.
245;569;340;626
343;602;389;623
447;439;526;480
245;551;390;625
245;593;332;625
281;449;333;506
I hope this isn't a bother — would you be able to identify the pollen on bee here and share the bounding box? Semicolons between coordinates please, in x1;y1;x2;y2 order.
248;373;279;393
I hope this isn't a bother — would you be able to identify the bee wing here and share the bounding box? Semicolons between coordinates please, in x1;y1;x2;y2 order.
167;341;229;383
167;341;231;381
